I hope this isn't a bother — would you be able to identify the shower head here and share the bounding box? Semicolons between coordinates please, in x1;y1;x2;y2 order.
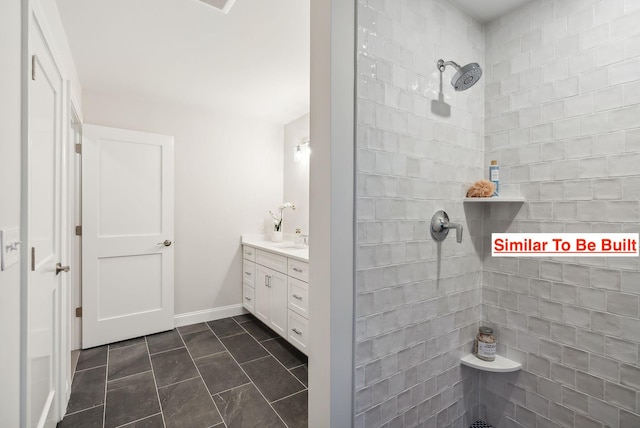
437;59;483;91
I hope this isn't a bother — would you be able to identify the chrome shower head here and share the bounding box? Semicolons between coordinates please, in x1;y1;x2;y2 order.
437;59;483;91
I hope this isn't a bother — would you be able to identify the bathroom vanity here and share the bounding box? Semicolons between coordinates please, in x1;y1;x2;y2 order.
241;236;309;355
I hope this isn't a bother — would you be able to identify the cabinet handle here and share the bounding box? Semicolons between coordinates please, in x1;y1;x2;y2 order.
265;275;271;288
292;328;302;336
246;251;253;255
293;294;303;300
245;297;252;301
245;271;252;275
292;267;303;273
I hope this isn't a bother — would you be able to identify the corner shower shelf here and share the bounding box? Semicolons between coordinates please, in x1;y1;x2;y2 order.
463;197;525;203
460;354;521;373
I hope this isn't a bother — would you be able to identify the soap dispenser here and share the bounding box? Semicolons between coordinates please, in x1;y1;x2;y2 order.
294;228;302;245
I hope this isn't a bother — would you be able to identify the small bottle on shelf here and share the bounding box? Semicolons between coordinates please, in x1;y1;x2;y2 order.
489;160;499;196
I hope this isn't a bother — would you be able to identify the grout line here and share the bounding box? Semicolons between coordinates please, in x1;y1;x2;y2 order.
288;363;307;370
155;375;202;390
73;363;107;374
106;370;153;384
191;349;229;361
211;381;253;397
211;330;247;340
114;412;163;428
269;388;308;405
145;336;168;428
148;344;185;357
62;403;104;418
235;354;272;366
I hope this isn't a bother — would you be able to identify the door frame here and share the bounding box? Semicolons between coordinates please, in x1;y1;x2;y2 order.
69;104;82;354
58;94;81;418
20;2;72;426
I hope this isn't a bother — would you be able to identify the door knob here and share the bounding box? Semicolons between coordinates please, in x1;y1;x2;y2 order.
158;240;172;246
56;263;70;275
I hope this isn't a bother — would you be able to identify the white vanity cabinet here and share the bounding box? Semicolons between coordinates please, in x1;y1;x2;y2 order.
242;242;309;354
255;263;288;337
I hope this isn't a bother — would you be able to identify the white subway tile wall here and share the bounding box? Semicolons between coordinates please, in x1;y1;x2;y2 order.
482;1;640;427
356;0;485;427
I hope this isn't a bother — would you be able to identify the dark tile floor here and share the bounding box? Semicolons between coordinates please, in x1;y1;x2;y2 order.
58;314;308;428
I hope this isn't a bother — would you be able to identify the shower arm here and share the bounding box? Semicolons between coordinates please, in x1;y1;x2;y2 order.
437;59;461;73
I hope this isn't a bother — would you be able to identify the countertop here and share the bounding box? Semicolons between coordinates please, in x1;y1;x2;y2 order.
241;235;309;262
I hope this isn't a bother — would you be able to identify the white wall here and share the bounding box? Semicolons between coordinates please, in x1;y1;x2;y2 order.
283;113;310;235
82;89;284;317
0;0;22;426
308;0;355;426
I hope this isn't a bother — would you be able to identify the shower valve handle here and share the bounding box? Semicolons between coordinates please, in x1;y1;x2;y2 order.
430;210;463;243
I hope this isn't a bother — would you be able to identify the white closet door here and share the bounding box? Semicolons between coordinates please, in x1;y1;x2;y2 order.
82;124;175;348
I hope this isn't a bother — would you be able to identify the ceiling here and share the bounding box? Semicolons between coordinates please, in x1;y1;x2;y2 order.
56;0;310;124
448;0;536;22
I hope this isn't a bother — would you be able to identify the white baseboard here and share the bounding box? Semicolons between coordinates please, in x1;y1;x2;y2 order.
174;304;248;328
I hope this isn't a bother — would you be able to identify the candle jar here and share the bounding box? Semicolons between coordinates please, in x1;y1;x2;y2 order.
475;326;496;361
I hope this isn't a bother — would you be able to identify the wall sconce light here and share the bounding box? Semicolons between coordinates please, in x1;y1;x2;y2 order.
294;139;310;162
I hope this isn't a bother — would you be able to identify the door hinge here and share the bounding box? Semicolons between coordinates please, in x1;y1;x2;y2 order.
75;307;82;317
31;55;36;80
75;143;81;154
75;225;82;236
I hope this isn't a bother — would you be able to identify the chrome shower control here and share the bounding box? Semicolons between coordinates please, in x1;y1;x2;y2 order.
430;210;463;243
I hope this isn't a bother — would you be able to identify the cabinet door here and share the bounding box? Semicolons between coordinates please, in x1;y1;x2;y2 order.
254;264;271;325
243;284;255;313
268;269;288;337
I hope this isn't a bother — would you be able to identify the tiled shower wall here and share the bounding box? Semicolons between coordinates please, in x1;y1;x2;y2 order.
355;0;485;426
481;1;640;427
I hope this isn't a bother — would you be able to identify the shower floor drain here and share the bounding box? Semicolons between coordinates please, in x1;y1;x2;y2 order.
470;421;494;428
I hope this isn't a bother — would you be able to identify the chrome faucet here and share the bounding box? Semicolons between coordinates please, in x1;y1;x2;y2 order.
430;210;463;243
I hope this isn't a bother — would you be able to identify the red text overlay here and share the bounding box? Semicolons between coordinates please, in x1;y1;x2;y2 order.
492;233;639;257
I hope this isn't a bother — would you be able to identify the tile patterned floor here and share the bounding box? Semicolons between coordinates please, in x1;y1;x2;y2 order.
57;314;308;428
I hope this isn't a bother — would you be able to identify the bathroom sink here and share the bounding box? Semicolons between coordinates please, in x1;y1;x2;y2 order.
273;243;308;250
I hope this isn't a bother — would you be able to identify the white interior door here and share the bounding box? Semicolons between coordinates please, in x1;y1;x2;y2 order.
28;13;64;428
82;125;174;348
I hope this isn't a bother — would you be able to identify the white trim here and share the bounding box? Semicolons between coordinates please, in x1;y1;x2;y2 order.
309;0;356;426
35;390;55;428
173;304;247;328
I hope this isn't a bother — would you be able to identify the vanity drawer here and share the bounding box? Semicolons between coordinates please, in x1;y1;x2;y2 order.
243;284;255;313
256;249;287;274
243;246;256;261
287;259;309;282
287;309;308;355
288;277;308;318
243;260;255;287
